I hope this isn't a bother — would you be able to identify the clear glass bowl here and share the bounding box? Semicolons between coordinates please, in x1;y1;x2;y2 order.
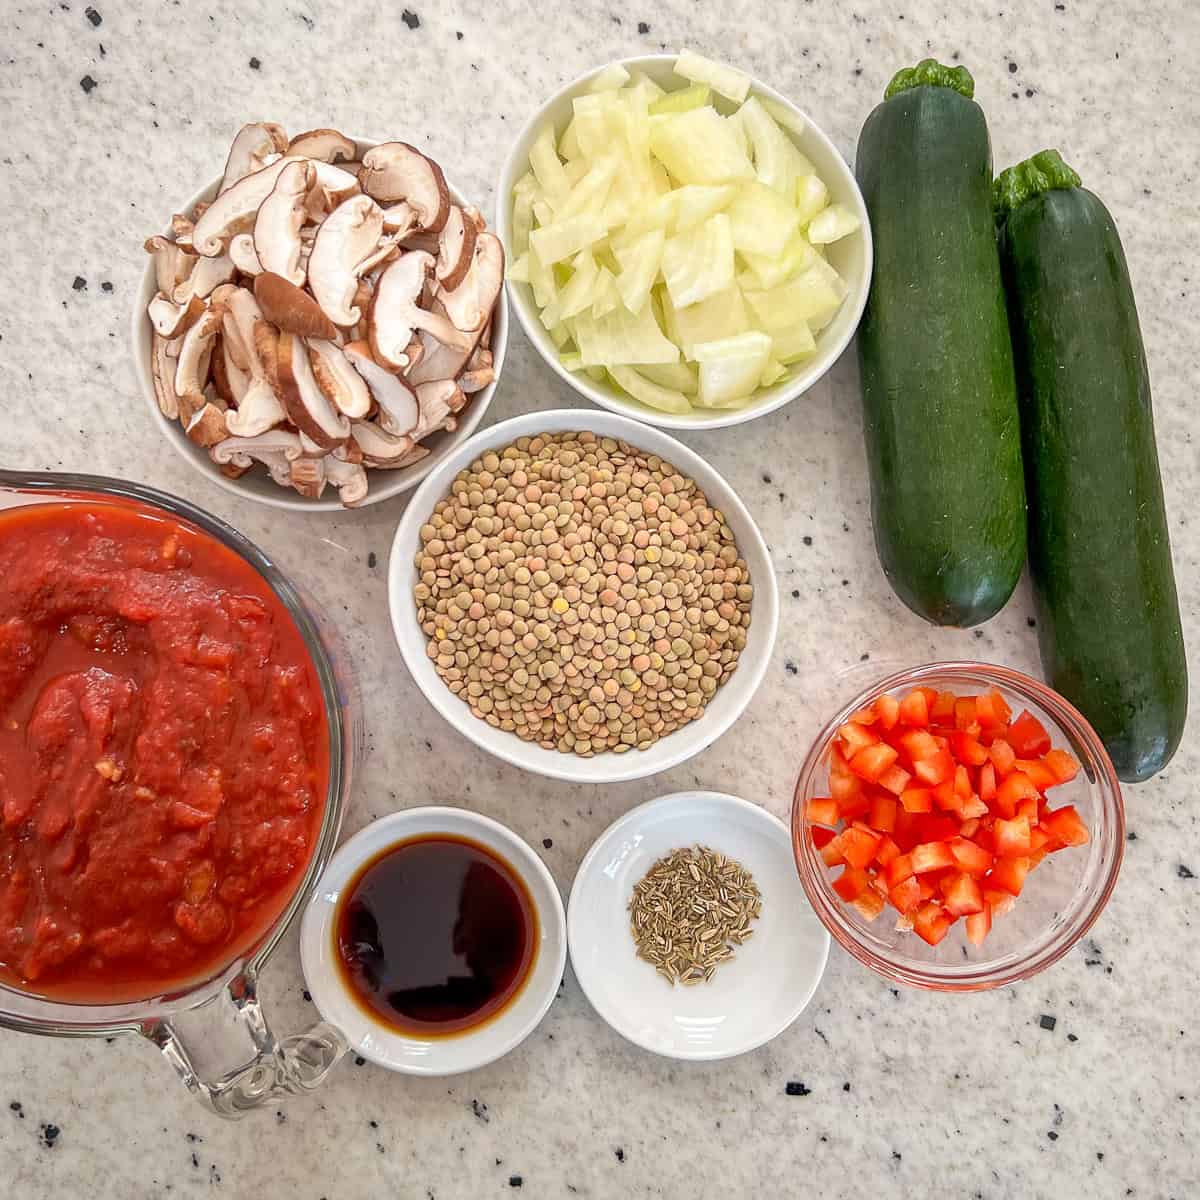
791;662;1124;991
0;470;359;1113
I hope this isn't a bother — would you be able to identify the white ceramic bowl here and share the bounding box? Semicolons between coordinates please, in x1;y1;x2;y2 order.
299;807;566;1075
388;409;779;784
568;792;830;1060
496;54;872;431
132;136;508;512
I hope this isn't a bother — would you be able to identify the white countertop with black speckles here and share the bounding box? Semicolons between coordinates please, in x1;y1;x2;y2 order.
1;1;1198;1197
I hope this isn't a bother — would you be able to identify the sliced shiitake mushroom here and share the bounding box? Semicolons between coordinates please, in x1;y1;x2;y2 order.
358;143;450;234
307;193;385;326
436;207;477;291
254;272;339;340
271;331;350;449
285;128;356;163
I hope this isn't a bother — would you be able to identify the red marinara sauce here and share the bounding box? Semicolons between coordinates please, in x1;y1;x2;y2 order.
0;500;330;1003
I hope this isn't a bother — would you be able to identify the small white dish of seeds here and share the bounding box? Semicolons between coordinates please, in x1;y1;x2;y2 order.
388;410;778;783
567;791;830;1061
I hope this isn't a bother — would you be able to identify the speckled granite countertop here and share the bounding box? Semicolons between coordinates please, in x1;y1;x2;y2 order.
1;1;1197;1197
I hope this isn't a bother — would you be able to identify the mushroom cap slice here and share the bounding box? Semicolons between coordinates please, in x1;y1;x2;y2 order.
151;333;182;419
186;403;229;447
285;128;357;163
369;252;474;372
253;272;339;340
309;160;361;201
358;143;450;234
271;331;350;449
193;155;302;256
221;290;287;438
410;379;467;442
436;207;477;292
171;252;236;305
144;236;195;295
289;455;327;499
253;161;313;287
229;233;264;276
174;304;223;398
437;232;504;334
308;338;371;419
210;429;302;487
459;364;495;394
307;193;385;326
219;122;289;194
325;456;369;506
350;419;415;465
148;292;206;339
343;341;419;437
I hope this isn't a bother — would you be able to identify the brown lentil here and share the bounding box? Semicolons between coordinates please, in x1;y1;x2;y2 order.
415;432;753;756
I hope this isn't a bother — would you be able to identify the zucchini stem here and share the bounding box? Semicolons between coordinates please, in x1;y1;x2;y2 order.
884;58;975;101
994;150;1082;218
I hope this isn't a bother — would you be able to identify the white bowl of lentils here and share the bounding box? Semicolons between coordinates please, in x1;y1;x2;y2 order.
388;409;779;783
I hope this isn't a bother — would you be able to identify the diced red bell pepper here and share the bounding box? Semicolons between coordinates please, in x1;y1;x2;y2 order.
1014;758;1058;792
1016;795;1040;825
885;853;915;888
954;764;972;800
930;691;957;726
1028;824;1054;854
900;786;933;813
830;770;863;806
950;730;989;767
888;875;922;915
978;762;997;803
988;738;1016;777
965;907;992;945
811;826;836;850
868;791;898;833
1042;805;1090;847
989;855;1030;896
916;875;940;901
942;871;984;916
912;748;955;786
911;841;956;874
849;742;899;783
932;779;959;811
994;815;1032;858
806;797;839;827
985;888;1018;918
948;836;993;875
994;770;1040;819
899;689;930;727
898;729;941;763
852;889;886;920
954;696;978;731
914;902;952;945
1042;748;1079;784
914;814;959;843
1008;710;1051;757
833;865;871;901
839;721;879;755
974;689;1011;731
877;764;912;796
959;817;981;838
892;808;921;852
820;834;846;867
840;825;882;869
848;705;877;726
957;794;988;820
874;835;901;867
873;693;900;731
837;790;871;821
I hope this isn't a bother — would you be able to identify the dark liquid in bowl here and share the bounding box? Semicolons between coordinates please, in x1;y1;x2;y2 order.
334;835;537;1037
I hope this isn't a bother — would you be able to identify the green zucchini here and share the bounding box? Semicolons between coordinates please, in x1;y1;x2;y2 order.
855;60;1026;626
995;151;1187;782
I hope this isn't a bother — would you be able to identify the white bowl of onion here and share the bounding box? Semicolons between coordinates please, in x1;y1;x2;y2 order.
132;131;508;512
496;52;872;431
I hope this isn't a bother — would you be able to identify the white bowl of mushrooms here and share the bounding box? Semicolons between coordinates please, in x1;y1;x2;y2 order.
132;124;507;510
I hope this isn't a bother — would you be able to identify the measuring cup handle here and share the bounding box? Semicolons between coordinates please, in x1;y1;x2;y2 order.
142;966;348;1118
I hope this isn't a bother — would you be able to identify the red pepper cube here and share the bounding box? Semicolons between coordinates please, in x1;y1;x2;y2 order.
988;738;1017;777
1028;824;1054;854
836;790;871;821
957;794;988;820
914;813;959;844
978;762;997;803
811;826;836;850
953;696;978;731
874;835;901;867
1042;748;1079;785
1014;758;1058;792
849;742;899;784
868;791;898;833
888;875;922;915
877;764;912;796
1016;795;1040;825
838;721;879;755
830;770;863;807
1008;709;1052;757
985;888;1018;918
899;689;930;727
995;770;1040;819
913;902;953;946
885;853;915;888
958;817;981;838
930;691;957;725
989;855;1031;896
900;786;934;814
932;779;959;811
891;808;920;852
912;747;955;786
848;705;877;726
974;689;1011;731
833;865;870;901
965;907;992;945
872;692;901;731
820;834;846;867
1042;805;1090;847
942;871;985;917
994;816;1032;857
898;729;940;764
840;825;882;870
953;764;972;800
911;841;956;874
948;836;993;875
950;730;989;767
806;797;839;827
852;889;886;920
